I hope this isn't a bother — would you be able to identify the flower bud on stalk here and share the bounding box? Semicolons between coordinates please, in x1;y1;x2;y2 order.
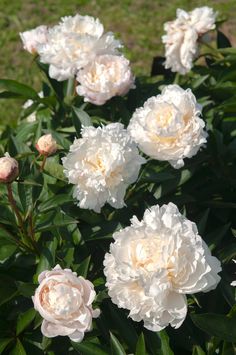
0;155;19;183
36;134;57;156
0;154;24;235
36;134;57;172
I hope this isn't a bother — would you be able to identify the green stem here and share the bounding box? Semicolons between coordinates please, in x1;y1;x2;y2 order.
66;77;76;97
201;41;224;60
40;155;47;172
7;183;24;230
28;213;40;255
0;223;33;253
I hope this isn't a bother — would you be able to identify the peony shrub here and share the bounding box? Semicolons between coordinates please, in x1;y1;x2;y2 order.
0;8;235;355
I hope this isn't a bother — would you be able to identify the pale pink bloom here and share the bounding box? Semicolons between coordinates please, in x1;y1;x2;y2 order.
33;265;100;341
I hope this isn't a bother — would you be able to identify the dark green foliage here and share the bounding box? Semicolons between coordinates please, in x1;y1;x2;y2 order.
0;29;235;355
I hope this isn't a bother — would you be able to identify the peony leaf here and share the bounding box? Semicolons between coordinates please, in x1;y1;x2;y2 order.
192;345;206;355
16;308;36;336
9;339;26;355
0;79;38;100
217;31;231;49
38;194;74;213
158;330;174;355
0;274;18;306
0;338;13;354
42;160;67;182
71;341;108;355
76;256;91;278
191;313;236;342
135;333;146;355
72;106;92;127
110;332;126;355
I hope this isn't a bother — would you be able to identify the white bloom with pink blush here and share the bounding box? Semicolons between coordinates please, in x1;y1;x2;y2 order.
128;84;207;169
20;25;48;54
162;7;216;74
76;55;135;105
62;123;145;213
32;265;100;342
37;14;122;81
104;203;221;331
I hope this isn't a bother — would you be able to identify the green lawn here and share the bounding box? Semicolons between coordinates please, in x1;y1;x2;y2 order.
0;0;236;124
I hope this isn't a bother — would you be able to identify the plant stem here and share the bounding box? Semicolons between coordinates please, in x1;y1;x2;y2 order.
28;212;40;255
0;223;34;253
6;183;24;229
40;155;47;172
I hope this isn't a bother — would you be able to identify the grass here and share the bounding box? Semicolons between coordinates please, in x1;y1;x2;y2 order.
0;0;236;124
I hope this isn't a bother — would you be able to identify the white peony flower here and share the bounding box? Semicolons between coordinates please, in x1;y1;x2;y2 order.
62;123;145;213
162;7;216;74
76;55;135;105
104;202;222;331
190;7;216;35
20;25;48;54
128;84;207;169
32;265;100;341
38;14;122;81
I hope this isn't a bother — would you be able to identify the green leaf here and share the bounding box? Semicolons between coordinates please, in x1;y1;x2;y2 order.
135;333;146;355
192;345;206;355
38;194;74;212
110;332;126;355
42;159;67;181
107;303;138;351
73;107;92;127
222;341;236;355
158;330;174;355
0;274;18;306
16;308;36;335
217;31;231;49
35;239;57;279
0;241;17;261
76;256;91;278
71;341;108;355
9;339;26;355
197;209;210;236
191;313;236;342
0;79;38;99
17;282;37;298
0;338;13;354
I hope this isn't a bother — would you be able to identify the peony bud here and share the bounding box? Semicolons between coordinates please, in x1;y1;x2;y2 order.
0;155;19;183
36;134;57;156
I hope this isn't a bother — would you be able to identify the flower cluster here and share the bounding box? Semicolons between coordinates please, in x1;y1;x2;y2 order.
16;6;227;346
32;265;100;341
62;123;145;212
162;7;217;74
20;14;134;104
104;203;221;331
128;84;207;168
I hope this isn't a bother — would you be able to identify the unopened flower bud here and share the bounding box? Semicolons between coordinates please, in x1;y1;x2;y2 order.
0;155;19;183
36;134;57;156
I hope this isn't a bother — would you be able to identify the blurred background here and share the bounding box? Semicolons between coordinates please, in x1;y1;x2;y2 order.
0;0;236;122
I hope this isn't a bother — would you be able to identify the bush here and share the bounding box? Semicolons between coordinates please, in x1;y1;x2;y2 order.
0;8;235;355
